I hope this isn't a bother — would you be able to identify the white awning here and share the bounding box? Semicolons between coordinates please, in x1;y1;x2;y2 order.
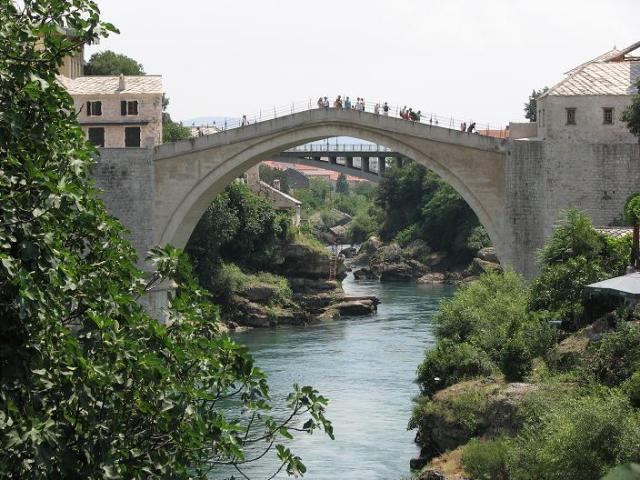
586;272;640;299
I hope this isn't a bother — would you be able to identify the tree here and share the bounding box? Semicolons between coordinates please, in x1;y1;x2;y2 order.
624;193;640;268
162;96;191;143
0;2;332;478
622;80;640;142
335;173;349;194
524;87;549;122
259;164;291;193
84;50;144;75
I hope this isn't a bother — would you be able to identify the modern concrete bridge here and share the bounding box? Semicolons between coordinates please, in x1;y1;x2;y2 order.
93;106;640;292
273;144;407;182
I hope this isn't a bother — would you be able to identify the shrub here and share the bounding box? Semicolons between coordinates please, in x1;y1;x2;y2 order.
395;224;420;247
466;225;491;253
434;271;531;358
462;436;511;480
622;370;640;408
589;325;640;386
416;340;495;396
507;392;640;480
500;334;534;382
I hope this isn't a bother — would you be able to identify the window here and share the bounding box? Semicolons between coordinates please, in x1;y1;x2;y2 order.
124;127;141;147
603;107;614;125
121;100;139;116
566;108;576;125
88;127;105;147
86;100;102;116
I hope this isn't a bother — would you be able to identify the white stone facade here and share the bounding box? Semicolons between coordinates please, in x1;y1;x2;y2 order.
59;75;164;148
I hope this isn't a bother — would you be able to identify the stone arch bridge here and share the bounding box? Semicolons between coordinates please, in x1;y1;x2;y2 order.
93;107;640;287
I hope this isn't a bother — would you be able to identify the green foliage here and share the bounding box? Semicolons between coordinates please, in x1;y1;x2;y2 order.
185;181;293;294
376;162;482;259
622;80;640;140
624;193;640;225
530;209;631;326
500;334;534;382
347;211;378;244
162;112;191;143
466;225;491;253
335;173;349;194
260;164;291;193
0;3;331;477
506;392;640;480
462;436;511;480
588;325;640;387
622;370;640;408
84;49;144;75
524;87;549;122
416;340;495;396
209;263;292;304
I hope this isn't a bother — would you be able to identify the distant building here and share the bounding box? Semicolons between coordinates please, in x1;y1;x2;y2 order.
262;160;368;186
535;41;640;143
59;74;164;148
189;124;221;137
244;165;302;226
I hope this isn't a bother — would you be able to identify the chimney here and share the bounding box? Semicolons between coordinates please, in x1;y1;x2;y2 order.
118;74;125;91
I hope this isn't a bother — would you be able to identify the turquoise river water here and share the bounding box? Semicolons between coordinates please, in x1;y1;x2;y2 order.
220;274;455;480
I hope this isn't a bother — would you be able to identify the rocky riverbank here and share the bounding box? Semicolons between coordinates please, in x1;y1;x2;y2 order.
349;236;501;285
222;241;379;329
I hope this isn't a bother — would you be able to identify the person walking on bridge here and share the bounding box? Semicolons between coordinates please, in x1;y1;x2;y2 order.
241;115;248;127
317;97;323;108
460;121;466;132
345;96;352;109
383;102;389;116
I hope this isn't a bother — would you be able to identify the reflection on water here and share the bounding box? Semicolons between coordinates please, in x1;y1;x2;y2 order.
219;274;455;480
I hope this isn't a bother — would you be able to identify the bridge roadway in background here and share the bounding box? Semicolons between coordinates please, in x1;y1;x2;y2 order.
272;144;407;182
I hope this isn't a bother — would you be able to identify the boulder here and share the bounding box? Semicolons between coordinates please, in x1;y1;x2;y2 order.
329;208;352;226
423;251;449;270
485;382;539;436
279;243;331;280
340;246;358;258
477;246;499;264
466;257;502;276
405;239;432;261
378;260;427;282
316;308;340;321
417;272;447;284
353;268;378;280
333;299;377;316
417;469;446;480
328;224;348;243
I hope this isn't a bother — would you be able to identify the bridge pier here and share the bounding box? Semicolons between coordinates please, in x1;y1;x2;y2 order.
378;157;386;175
395;157;404;168
346;156;354;169
361;157;370;173
329;156;337;165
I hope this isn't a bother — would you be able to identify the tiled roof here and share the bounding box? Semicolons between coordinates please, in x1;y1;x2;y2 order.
595;227;632;239
546;61;640;96
58;75;163;95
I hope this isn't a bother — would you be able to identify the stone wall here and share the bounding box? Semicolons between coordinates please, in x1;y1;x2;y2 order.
507;139;640;277
91;148;156;269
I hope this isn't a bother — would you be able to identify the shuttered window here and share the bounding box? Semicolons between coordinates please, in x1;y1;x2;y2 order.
88;127;105;147
86;101;102;116
121;100;139;116
124;127;141;147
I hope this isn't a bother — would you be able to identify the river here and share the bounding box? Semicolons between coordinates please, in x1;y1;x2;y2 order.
223;274;455;480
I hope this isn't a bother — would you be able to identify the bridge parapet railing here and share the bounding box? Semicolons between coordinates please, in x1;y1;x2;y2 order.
194;99;509;140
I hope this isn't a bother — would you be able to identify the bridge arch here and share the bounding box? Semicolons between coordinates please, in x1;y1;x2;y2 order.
153;110;507;264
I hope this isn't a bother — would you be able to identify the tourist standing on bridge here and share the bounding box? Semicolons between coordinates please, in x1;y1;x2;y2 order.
241;115;248;127
323;97;330;109
400;106;407;119
383;102;389;116
467;122;476;134
460;121;466;132
345;96;352;109
334;95;343;108
317;97;323;108
374;103;380;114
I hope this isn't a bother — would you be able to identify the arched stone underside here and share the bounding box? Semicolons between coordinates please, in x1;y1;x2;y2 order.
153;109;509;267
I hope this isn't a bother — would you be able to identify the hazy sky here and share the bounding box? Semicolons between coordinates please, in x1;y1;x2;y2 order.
87;0;639;125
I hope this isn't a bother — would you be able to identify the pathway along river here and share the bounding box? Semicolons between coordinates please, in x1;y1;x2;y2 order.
224;274;455;480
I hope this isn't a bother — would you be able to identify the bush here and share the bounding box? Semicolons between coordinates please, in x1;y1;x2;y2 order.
507;392;640;480
434;271;531;358
462;436;511;480
589;325;640;386
622;370;640;407
416;340;495;396
500;334;534;382
466;225;491;253
394;223;420;247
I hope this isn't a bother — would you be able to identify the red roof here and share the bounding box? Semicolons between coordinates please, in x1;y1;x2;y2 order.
262;161;367;182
